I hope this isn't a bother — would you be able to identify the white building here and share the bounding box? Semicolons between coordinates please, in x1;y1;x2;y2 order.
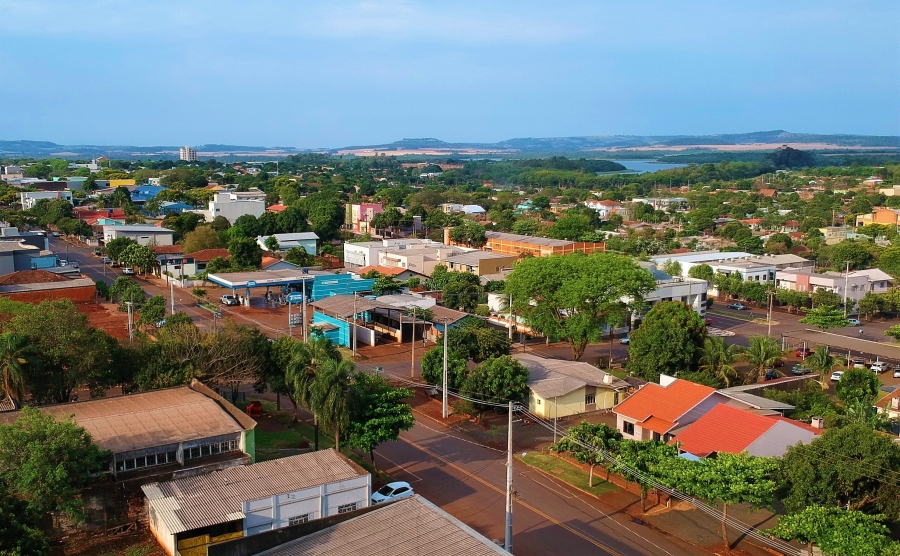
642;270;709;318
632;197;687;211
103;224;174;246
143;450;370;556
378;244;465;277
190;190;266;223
584;199;625;218
774;267;893;308
179;146;198;162
651;251;815;294
344;238;445;269
19;190;73;209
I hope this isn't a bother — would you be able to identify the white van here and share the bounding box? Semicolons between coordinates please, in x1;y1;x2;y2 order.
870;361;887;373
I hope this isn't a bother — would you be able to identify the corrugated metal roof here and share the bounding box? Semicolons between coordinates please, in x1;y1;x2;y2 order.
484;231;574;247
0;385;251;453
310;295;391;318
428;305;469;325
142;450;367;534
258;495;506;556
515;353;629;399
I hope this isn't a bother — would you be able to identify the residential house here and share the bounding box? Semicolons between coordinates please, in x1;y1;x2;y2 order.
850;268;894;294
439;203;464;214
651;252;814;290
267;203;288;213
143;449;369;556
613;375;726;442
345;203;383;233
818;226;853;245
444;251;517;276
256;233;319;256
0;380;256;477
875;389;900;422
856;207;900;228
355;265;426;283
261;257;301;271
103;224;175;246
584;199;625;218
19;190;73;209
781;220;801;232
377;244;464;277
159;249;230;279
671;404;821;458
130;185;166;205
878;185;900;197
516;353;631;419
864;177;885;186
245;496;506;556
190;190;267;223
757;188;777;198
631;197;687;211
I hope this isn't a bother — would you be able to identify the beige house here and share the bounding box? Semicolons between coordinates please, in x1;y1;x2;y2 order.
444;251;517;276
514;353;631;419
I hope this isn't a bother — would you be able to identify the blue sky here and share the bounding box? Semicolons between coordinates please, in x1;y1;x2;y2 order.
0;0;898;147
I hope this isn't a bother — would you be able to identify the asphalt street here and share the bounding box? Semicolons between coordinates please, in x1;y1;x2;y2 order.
376;415;708;556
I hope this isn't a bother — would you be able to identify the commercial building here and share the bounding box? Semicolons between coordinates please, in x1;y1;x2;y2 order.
256;232;319;256
244;496;506;556
516;353;631;419
462;230;605;258
159;249;230;279
345;203;383;233
343;238;445;269
640;263;708;317
0;241;53;275
103;224;175;246
0;270;96;304
774;266;892;308
19;190;74;209
444;251;517;276
179;146;198;162
0;380;257;477
377;243;464;277
143;450;369;556
856;207;900;228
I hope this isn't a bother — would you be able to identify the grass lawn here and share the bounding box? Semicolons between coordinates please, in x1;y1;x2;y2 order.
518;452;618;497
240;396;395;485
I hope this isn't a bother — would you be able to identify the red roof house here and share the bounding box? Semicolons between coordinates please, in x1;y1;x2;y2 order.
613;377;722;442
670;403;821;458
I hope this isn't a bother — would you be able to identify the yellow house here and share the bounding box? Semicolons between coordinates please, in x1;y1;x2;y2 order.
109;179;136;187
514;353;631;419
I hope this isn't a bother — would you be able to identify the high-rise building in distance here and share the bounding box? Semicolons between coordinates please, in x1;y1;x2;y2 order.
179;146;198;162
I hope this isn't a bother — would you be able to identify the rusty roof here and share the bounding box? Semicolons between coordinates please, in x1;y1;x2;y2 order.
0;380;255;454
0;270;71;285
142;449;368;534
260;495;506;556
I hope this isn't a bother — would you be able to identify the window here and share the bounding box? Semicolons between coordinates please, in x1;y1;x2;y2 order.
337;503;358;514
652;432;661;442
585;394;596;405
393;487;409;495
288;514;310;526
623;421;635;435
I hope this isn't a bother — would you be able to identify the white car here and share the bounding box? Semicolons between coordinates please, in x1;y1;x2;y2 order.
830;371;844;382
870;362;887;373
122;267;135;275
619;337;630;344
894;368;900;379
371;481;414;505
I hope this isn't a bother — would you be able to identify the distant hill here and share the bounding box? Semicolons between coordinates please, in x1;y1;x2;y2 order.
1;130;897;158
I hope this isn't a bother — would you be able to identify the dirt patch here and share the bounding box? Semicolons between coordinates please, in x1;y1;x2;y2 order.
58;526;165;556
79;302;130;340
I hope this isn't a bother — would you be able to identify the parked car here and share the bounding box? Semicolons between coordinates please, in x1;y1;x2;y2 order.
791;364;809;375
870;361;887;373
371;481;414;505
110;261;120;268
773;359;784;368
221;294;240;306
122;267;135;275
894;368;900;379
795;347;812;358
764;369;778;381
705;317;713;325
619;337;630;344
93;249;102;256
727;303;746;310
51;231;60;237
101;257;111;264
830;371;844;382
853;362;867;369
846;318;861;326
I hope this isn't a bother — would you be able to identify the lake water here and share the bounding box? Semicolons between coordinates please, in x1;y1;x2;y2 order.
617;159;690;174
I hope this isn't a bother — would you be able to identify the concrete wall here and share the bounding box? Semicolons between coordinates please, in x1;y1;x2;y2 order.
0;285;96;304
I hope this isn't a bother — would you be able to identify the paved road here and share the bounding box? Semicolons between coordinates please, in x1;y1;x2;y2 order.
376;415;708;556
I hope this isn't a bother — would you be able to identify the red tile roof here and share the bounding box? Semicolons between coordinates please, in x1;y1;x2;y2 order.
358;265;408;277
875;388;900;410
669;404;776;457
614;379;715;434
75;209;127;221
267;204;288;213
185;249;230;263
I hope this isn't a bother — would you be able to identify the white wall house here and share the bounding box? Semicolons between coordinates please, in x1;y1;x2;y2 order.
143;450;370;556
190;191;266;223
103;225;174;246
20;190;73;209
775;266;891;308
343;238;445;269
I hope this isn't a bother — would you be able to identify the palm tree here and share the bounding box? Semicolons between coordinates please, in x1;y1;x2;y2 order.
801;345;835;388
698;337;739;387
740;335;783;383
310;358;355;452
0;333;30;408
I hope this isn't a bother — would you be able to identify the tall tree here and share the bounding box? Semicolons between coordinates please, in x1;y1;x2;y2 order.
688;263;715;283
310;358;355;451
697;337;739;387
0;407;107;520
182;226;224;253
347;372;414;473
460;355;530;407
801;345;836;387
506;252;655;360
0;333;32;408
768;505;900;556
740;335;784;383
628;301;707;383
800;306;848;332
228;237;263;269
834;367;881;407
552;422;621;487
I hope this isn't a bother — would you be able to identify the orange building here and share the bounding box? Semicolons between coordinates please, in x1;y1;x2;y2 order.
856;207;900;227
444;229;604;258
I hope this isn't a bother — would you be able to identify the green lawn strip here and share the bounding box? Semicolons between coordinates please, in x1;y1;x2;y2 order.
518;452;618;497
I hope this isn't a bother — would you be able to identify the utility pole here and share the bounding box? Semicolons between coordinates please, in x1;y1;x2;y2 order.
125;301;134;344
288;299;293;337
843;261;850;317
410;305;416;378
553;396;558;444
504;401;514;554
352;292;358;356
170;280;175;315
442;318;449;419
508;293;513;340
302;279;308;342
767;290;774;338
